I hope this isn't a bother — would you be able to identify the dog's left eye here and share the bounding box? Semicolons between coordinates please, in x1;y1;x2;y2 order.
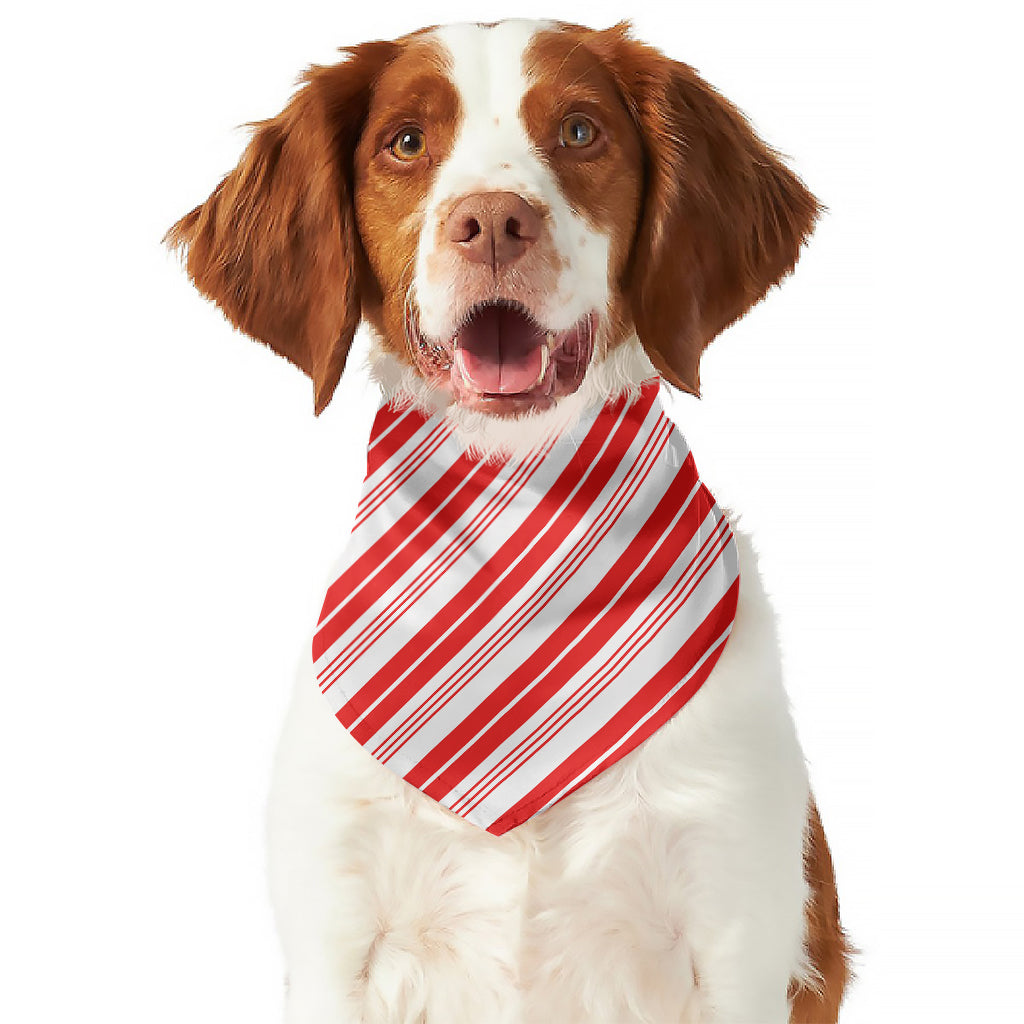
559;114;598;149
389;126;427;162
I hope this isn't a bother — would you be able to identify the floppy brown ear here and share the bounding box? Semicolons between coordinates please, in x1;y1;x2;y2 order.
165;41;398;414
589;25;820;395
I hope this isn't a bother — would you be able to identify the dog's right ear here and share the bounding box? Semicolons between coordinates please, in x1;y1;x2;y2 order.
165;41;398;414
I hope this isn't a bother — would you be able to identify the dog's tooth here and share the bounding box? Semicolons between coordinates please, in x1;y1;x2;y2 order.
536;343;550;385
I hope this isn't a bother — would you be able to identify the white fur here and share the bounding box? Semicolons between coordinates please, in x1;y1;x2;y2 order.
414;20;613;344
267;20;815;1023
269;512;812;1023
369;328;660;459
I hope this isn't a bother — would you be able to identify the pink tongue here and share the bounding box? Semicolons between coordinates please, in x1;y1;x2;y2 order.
454;305;546;394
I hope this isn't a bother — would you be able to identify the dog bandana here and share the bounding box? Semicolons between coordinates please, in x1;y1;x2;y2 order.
313;380;739;835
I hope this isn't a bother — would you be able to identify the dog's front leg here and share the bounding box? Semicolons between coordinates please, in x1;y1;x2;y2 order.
268;661;529;1024
520;747;810;1024
267;663;385;1023
653;531;815;1024
668;762;813;1024
518;527;815;1024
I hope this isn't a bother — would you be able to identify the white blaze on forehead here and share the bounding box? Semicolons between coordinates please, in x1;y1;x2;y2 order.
415;19;612;341
428;20;551;195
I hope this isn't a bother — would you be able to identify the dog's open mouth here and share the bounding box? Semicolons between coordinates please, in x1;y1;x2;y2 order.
412;300;594;415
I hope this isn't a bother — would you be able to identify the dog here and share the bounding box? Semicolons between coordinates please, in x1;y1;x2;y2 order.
167;18;851;1023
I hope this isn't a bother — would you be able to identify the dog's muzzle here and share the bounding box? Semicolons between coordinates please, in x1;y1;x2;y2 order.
412;300;594;415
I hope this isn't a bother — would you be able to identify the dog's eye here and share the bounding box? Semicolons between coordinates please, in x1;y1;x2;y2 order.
559;114;598;149
389;126;427;162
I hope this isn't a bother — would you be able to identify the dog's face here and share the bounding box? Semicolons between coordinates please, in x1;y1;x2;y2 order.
354;21;644;418
168;19;817;419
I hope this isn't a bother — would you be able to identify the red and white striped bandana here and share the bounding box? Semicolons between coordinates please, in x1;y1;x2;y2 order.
313;380;739;835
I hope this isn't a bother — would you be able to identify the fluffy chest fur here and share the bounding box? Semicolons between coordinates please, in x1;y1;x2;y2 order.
269;515;810;1023
168;17;850;1023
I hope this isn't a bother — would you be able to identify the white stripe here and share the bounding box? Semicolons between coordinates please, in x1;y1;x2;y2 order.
449;511;734;816
535;626;735;820
333;398;636;718
355;423;453;526
406;475;706;786
320;438;553;694
373;412;673;762
366;404;416;458
318;455;494;638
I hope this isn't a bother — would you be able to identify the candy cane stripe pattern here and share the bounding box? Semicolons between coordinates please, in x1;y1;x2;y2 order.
313;381;740;835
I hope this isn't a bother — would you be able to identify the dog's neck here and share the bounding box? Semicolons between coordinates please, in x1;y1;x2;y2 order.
367;333;660;461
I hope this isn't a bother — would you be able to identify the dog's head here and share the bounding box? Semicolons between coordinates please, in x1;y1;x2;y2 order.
168;19;817;429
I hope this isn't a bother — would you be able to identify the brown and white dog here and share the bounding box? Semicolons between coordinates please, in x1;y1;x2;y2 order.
168;18;850;1023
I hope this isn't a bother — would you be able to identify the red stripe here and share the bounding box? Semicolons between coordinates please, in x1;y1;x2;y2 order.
367;401;408;443
456;518;732;816
451;516;732;814
365;405;429;478
358;419;448;511
317;440;551;692
428;497;724;806
340;387;657;740
569;629;732;788
337;398;637;724
411;466;706;795
314;454;507;636
355;424;452;527
486;577;740;835
396;447;699;786
371;417;675;764
368;400;414;447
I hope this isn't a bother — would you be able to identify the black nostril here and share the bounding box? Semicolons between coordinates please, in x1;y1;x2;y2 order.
463;217;481;241
505;217;521;238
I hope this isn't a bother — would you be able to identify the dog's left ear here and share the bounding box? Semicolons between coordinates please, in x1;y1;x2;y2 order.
165;41;398;414
588;24;821;395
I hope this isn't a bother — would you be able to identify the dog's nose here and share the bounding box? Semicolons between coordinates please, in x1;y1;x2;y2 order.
445;191;542;269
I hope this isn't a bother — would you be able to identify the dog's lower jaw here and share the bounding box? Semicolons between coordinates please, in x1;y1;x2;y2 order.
369;329;659;460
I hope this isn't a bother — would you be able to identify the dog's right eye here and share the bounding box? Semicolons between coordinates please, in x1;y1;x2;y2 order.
389;127;427;162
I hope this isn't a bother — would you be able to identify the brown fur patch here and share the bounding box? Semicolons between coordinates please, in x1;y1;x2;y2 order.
520;29;645;354
573;22;821;395
790;800;853;1023
165;40;402;414
353;38;462;359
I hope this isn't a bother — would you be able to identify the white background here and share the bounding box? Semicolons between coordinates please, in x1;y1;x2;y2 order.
2;1;1021;1020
